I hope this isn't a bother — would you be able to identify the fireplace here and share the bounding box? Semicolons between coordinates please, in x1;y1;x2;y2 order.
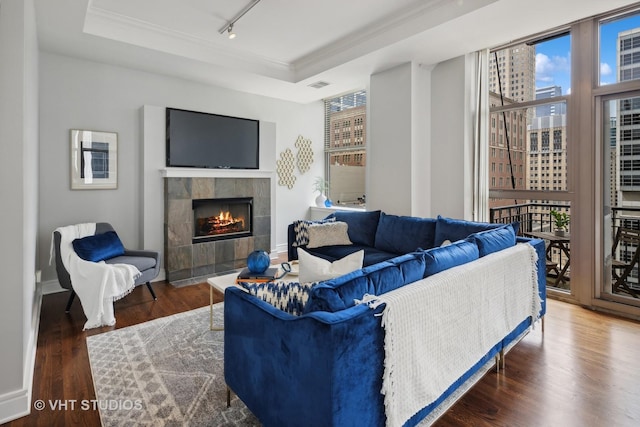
164;176;271;284
192;197;253;243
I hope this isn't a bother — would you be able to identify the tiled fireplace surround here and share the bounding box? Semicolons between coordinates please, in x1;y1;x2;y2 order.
164;177;271;285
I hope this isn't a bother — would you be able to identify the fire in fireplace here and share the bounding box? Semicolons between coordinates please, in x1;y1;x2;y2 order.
192;197;253;243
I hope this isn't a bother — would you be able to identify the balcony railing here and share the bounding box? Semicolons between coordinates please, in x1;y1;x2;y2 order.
490;202;571;291
489;203;640;297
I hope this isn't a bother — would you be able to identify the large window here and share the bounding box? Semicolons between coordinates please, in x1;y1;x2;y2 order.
487;4;640;316
488;33;572;293
324;90;367;207
599;11;640;306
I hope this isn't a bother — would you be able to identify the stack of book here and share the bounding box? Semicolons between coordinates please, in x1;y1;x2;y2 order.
235;267;279;283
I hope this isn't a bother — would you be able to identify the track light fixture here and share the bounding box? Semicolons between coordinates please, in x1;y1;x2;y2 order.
227;24;236;39
218;0;262;40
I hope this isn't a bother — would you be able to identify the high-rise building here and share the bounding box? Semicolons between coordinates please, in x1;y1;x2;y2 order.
536;86;566;116
488;92;528;214
527;115;568;192
488;44;535;212
617;28;640;205
488;44;536;103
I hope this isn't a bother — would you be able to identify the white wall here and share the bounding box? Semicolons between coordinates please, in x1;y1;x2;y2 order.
38;52;324;283
0;0;40;422
368;62;432;216
430;55;475;219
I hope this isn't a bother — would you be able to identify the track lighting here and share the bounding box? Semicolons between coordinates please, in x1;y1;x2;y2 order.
227;24;236;39
218;0;261;40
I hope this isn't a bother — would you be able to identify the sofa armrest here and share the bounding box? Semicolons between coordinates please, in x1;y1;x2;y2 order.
518;237;547;319
224;287;386;427
287;223;298;261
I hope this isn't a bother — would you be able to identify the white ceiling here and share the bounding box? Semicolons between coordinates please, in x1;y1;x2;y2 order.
35;0;640;103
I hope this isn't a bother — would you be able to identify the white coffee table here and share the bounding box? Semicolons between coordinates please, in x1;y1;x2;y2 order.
206;265;297;331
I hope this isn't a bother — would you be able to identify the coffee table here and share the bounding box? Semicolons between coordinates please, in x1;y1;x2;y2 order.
206;265;297;331
207;272;244;331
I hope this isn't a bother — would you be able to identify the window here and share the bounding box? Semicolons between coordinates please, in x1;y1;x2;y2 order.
324;90;367;207
488;32;571;292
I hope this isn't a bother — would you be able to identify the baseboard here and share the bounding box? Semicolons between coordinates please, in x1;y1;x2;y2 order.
274;243;288;257
0;285;42;423
42;269;166;296
0;389;31;425
41;279;65;295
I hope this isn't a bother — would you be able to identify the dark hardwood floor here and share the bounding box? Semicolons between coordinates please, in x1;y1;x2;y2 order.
6;280;640;426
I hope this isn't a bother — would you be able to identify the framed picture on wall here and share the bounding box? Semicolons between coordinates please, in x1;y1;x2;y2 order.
70;129;118;190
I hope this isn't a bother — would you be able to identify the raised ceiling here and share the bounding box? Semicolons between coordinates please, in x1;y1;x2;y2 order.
35;0;639;103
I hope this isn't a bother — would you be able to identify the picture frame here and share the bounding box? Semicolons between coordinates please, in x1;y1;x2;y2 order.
70;129;118;190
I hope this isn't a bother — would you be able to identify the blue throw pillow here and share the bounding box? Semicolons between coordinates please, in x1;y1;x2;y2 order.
328;210;381;247
433;215;517;247
423;240;479;277
239;281;314;316
72;231;125;262
374;213;436;254
466;225;516;257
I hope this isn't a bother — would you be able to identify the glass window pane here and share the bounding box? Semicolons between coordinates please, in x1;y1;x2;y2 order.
603;96;640;299
488;103;568;198
324;90;366;208
600;12;640;86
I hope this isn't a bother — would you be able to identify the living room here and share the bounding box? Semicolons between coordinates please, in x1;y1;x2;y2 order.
3;0;640;425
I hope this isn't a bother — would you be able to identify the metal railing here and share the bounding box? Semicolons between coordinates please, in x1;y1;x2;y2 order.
489;202;570;235
490;202;571;290
489;203;640;295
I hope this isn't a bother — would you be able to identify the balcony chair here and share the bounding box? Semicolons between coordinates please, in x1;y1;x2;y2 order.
54;222;160;312
611;227;640;299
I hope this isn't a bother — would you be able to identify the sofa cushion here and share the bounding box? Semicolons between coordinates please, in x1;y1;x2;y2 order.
328;210;381;247
374;213;436;254
433;215;518;247
306;221;352;248
105;255;156;272
304;252;426;313
298;249;364;283
422;240;479;277
239;281;315;316
466;225;516;257
291;218;336;247
72;231;125;262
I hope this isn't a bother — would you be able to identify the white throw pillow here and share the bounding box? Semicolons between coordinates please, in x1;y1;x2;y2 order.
306;221;352;248
298;248;364;283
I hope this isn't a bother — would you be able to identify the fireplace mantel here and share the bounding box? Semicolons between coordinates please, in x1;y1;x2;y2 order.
161;167;274;179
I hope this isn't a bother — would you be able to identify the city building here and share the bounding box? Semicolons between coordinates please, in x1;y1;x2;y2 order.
536;85;566;116
617;28;640;206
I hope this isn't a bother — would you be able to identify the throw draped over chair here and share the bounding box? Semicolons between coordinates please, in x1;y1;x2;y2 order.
611;227;640;298
54;222;160;312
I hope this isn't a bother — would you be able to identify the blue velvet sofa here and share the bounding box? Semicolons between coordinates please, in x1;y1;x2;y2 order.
287;210;513;266
225;214;546;427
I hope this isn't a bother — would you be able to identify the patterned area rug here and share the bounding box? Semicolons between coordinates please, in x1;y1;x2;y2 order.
86;304;260;426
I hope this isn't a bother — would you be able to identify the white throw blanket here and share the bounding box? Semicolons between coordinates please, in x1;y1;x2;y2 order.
51;223;140;330
376;243;540;427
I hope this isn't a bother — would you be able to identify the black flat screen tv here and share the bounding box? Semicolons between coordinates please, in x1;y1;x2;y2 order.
166;108;259;169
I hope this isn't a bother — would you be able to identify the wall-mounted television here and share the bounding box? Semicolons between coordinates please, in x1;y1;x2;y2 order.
166;108;259;169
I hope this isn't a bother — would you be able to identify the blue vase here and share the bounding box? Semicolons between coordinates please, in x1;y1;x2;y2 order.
247;250;270;273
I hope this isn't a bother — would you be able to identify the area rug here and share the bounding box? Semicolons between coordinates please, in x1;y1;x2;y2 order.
86;304;260;426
